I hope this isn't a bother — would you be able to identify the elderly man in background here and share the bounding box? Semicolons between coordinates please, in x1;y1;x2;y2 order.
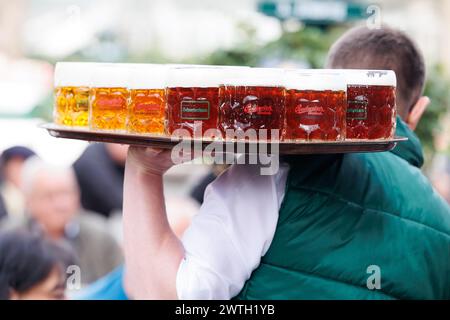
73;193;197;300
1;157;123;285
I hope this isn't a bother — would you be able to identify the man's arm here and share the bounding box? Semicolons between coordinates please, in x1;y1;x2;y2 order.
123;148;287;300
123;147;184;299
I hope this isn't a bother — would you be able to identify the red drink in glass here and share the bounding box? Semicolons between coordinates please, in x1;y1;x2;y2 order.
284;72;346;141
345;70;396;140
219;68;285;141
167;87;219;136
167;67;224;137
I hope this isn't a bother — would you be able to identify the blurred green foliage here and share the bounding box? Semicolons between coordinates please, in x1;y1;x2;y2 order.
201;25;346;68
416;65;450;156
260;26;346;68
31;94;53;121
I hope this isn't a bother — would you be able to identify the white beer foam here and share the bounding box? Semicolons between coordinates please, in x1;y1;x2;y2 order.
221;67;284;87
284;69;346;91
89;63;130;88
337;69;397;87
128;64;168;89
54;62;96;87
167;65;249;88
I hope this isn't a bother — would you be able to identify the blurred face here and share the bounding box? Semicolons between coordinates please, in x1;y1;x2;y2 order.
3;157;26;188
10;267;66;300
26;170;80;239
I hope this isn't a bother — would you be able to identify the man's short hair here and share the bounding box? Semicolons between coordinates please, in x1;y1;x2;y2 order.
326;26;426;118
20;156;76;196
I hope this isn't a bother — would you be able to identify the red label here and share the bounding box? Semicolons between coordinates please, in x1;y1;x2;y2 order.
96;97;125;109
243;103;273;115
135;102;162;114
294;105;324;116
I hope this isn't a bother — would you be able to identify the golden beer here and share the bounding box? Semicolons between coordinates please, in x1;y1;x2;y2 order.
90;64;129;131
127;65;167;134
54;62;91;127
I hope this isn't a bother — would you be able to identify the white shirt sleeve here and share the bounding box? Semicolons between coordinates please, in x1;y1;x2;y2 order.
176;161;289;300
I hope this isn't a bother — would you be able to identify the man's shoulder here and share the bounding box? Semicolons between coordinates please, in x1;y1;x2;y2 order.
287;151;450;231
202;161;290;213
286;151;408;185
73;144;108;170
0;214;29;232
77;211;114;238
214;161;289;186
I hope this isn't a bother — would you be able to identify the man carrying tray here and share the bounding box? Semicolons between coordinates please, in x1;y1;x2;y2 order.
122;26;450;299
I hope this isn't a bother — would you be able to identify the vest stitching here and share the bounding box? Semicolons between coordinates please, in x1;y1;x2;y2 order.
260;261;399;300
292;186;450;239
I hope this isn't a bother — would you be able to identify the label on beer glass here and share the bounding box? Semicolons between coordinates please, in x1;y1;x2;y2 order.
243;102;273;116
347;98;368;120
294;99;325;119
96;96;127;110
180;100;210;120
74;95;89;112
135;102;162;115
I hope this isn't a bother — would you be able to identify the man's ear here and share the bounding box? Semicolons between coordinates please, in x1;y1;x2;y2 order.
406;96;430;131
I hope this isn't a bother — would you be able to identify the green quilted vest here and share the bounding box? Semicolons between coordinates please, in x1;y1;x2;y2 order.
235;118;450;300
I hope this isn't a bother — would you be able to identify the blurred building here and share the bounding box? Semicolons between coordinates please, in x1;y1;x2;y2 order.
2;0;450;69
257;0;450;74
377;0;450;74
0;0;279;62
0;0;25;57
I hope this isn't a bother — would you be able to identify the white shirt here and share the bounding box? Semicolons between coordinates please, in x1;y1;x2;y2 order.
176;161;290;299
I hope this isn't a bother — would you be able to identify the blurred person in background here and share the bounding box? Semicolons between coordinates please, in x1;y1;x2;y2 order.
0;230;75;300
72;197;196;300
0;146;36;219
73;143;128;218
0;194;6;221
2;156;123;284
